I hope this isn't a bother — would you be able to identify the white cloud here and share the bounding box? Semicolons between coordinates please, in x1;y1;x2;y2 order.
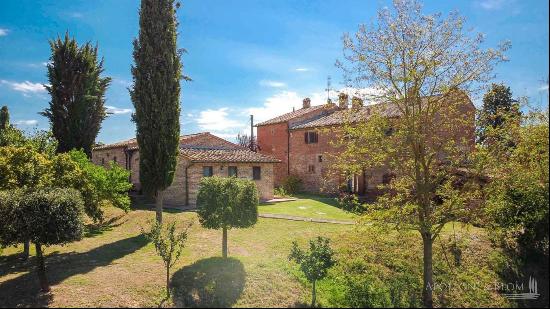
69;12;83;18
0;28;8;36
14;120;38;126
0;80;47;94
259;80;286;88
196;107;244;132
539;84;549;92
27;62;49;69
295;68;310;72
106;105;133;115
113;78;132;88
477;0;510;10
247;91;305;123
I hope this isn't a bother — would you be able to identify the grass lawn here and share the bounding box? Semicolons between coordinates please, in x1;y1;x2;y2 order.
259;194;357;221
0;196;511;308
0;202;354;308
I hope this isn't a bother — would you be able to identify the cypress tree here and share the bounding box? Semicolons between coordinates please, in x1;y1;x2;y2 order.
0;105;9;130
476;83;521;145
131;0;185;223
41;33;111;158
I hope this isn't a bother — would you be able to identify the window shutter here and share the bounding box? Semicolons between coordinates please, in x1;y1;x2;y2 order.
305;132;309;144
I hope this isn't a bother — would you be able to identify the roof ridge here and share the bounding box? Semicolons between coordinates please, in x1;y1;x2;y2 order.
255;105;326;127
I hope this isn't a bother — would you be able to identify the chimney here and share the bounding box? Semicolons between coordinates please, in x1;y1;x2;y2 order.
338;93;349;109
351;96;364;109
302;97;311;109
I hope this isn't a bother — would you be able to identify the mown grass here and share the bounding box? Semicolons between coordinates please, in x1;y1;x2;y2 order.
259;195;357;221
0;197;513;308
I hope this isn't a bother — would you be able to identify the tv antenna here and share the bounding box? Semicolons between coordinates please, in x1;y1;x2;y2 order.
325;75;332;103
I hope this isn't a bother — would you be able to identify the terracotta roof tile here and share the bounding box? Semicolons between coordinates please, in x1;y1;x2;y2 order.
290;102;400;130
93;132;210;150
255;105;327;126
180;147;281;163
93;132;280;163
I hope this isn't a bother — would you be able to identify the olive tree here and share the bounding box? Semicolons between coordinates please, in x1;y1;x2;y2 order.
335;1;509;306
0;188;84;292
288;236;336;307
196;176;258;258
0;146;50;258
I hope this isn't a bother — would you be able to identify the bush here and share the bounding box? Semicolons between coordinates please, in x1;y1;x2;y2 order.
197;176;259;258
274;186;290;198
336;192;365;214
67;149;132;222
281;175;303;195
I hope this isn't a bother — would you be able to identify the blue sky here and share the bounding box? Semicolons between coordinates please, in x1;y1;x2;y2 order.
0;0;548;144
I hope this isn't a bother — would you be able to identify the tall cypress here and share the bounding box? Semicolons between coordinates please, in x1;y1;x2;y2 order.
41;33;111;158
0;106;9;131
131;0;184;223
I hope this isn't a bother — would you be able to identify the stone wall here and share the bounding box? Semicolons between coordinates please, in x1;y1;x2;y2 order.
92;148;276;206
173;161;275;205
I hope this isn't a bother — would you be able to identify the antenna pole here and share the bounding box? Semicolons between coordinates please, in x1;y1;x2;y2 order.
250;114;254;151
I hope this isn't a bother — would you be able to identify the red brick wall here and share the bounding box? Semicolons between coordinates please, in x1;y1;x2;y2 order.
288;128;344;193
256;105;338;187
256;93;476;195
257;122;289;187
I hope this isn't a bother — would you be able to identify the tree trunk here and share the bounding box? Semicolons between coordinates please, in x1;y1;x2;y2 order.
35;243;50;292
156;190;164;224
166;265;171;299
422;232;434;308
311;280;317;308
22;241;30;260
222;227;228;258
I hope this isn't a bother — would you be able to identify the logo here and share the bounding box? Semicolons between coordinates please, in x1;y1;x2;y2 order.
503;277;540;300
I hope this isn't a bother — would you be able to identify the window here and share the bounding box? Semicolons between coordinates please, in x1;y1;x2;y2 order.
113;156;117;163
385;126;394;136
308;165;315;173
252;166;261;180
228;166;238;177
318;155;323;163
203;166;213;177
304;131;318;144
101;158;105;165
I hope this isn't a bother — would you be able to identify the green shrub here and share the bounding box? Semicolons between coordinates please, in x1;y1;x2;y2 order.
67;149;132;222
336;193;365;213
274;186;290;197
281;175;303;195
197;176;259;258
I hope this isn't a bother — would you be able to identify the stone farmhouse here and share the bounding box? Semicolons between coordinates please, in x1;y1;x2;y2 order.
256;90;475;196
92;132;280;205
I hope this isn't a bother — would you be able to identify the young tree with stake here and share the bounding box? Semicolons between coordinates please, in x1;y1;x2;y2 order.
288;237;335;308
143;220;190;299
335;1;509;307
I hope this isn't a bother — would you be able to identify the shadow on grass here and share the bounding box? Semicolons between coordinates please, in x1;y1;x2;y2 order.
171;257;246;308
0;234;148;307
84;214;128;238
130;199;185;214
